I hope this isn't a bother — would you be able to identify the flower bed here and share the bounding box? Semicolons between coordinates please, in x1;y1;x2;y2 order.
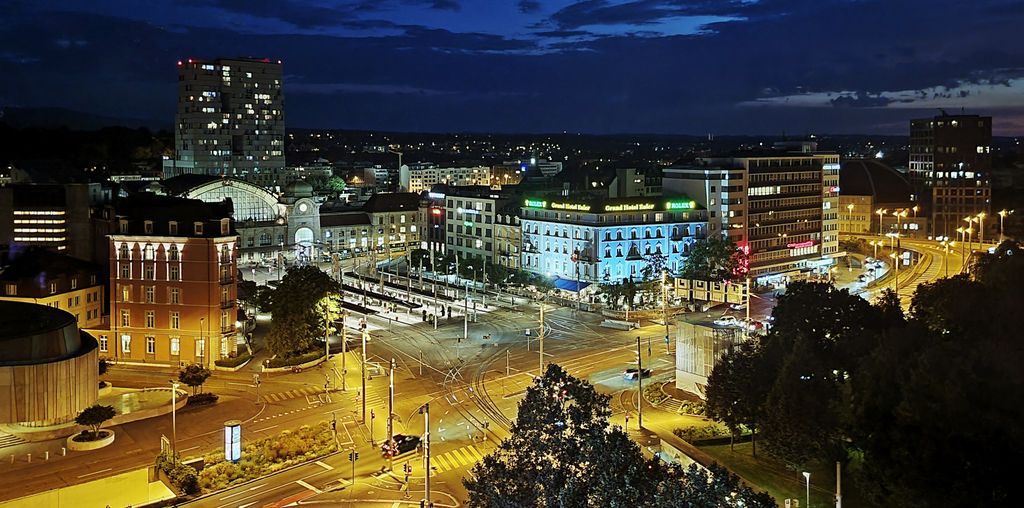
197;422;337;492
186;392;219;407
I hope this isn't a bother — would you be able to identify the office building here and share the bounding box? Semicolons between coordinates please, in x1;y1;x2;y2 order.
444;187;517;265
0;183;115;265
362;193;422;253
399;163;491;193
0;249;105;329
663;148;841;284
94;195;238;368
520;195;708;286
909;113;992;238
164;57;285;178
494;202;521;270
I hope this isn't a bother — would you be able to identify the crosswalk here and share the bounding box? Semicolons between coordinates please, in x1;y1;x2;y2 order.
429;445;486;474
263;386;323;403
0;431;25;449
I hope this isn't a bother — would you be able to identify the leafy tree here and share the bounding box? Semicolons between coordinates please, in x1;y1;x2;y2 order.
266;265;341;356
98;358;109;377
465;364;775;508
640;252;668;281
253;284;275;313
409;248;432;271
237;279;258;314
678;235;747;282
326;175;347;193
75;404;116;440
178;364;212;395
705;340;769;455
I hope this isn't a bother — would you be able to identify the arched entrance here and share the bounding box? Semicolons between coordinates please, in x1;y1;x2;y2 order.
294;227;314;264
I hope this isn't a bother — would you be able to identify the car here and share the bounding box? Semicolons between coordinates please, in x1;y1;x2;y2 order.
382;434;421;457
623;368;652;380
729;302;747;311
857;274;868;282
713;315;740;327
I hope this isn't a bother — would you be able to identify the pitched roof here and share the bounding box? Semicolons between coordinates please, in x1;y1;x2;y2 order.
320;212;370;227
363;192;421;213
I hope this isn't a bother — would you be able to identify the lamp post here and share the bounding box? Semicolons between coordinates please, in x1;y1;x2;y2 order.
199;317;205;368
912;205;919;219
661;270;670;355
868;240;879;260
998;209;1009;241
875;208;888;236
846;203;854;231
889;251;900;293
170;381;180;458
802;471;811;508
977;211;987;246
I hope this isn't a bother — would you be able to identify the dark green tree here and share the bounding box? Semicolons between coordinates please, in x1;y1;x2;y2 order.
409;248;432;271
326;175;347;193
178;364;212;395
266;265;341;356
237;279;258;314
640;252;668;281
98;357;109;377
75;404;116;440
677;235;747;282
465;364;775;508
705;340;768;455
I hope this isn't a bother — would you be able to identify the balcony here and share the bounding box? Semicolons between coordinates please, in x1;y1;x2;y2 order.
220;299;235;309
221;324;235;334
219;275;235;284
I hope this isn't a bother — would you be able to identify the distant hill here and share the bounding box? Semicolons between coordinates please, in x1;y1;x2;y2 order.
0;106;166;131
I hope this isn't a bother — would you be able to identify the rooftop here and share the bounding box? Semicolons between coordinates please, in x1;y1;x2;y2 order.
363;192;421;213
0;249;102;282
839;159;913;204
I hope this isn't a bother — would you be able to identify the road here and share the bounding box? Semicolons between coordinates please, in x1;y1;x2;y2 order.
1;241;961;507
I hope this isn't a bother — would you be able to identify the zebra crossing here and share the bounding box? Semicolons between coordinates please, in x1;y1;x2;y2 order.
429;445;485;474
0;431;25;449
263;386;323;403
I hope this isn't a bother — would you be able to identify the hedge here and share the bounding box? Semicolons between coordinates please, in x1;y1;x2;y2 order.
266;350;324;368
186;392;219;406
214;351;252;368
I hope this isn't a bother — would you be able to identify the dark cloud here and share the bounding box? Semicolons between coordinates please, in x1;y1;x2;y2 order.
2;0;1023;134
518;1;542;14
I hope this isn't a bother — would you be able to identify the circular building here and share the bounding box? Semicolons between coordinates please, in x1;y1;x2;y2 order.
0;301;98;426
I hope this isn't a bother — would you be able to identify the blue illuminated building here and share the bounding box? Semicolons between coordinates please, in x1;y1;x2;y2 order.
520;196;708;285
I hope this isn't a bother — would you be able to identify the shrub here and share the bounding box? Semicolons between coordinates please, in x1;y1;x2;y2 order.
156;452;200;495
678;400;707;416
187;392;219;406
266;350;324;368
215;351;252;368
672;425;730;442
643;383;668;404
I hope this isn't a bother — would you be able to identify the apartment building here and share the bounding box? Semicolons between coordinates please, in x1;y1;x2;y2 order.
0;249;105;329
399;163;491;193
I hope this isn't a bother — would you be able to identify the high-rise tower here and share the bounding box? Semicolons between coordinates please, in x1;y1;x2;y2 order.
164;58;285;178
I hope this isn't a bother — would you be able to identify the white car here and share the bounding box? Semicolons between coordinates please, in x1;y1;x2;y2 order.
729;302;747;311
713;315;740;327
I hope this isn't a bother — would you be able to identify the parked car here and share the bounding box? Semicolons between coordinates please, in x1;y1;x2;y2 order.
729;302;747;311
382;434;421;457
713;315;740;327
623;368;652;380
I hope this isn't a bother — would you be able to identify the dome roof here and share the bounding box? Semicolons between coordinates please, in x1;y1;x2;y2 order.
283;180;314;198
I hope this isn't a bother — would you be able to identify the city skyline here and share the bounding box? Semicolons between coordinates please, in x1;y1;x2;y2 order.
3;0;1024;135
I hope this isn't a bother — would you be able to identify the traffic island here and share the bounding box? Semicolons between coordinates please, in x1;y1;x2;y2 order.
66;429;115;451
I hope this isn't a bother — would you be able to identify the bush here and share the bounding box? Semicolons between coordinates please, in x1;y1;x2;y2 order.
266;350;324;368
673;425;730;442
187;392;219;406
678;400;707;416
156;452;200;495
214;351;252;368
643;383;668;404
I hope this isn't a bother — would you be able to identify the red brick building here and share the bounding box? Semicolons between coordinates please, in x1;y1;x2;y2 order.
89;195;238;368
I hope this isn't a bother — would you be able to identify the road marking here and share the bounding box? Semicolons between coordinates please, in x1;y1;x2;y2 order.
76;467;112;478
227;382;254;387
315;460;334;470
219;484;265;500
295;479;322;494
253;425;278;433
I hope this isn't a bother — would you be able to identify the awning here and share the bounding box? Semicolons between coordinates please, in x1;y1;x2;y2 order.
554;278;591;292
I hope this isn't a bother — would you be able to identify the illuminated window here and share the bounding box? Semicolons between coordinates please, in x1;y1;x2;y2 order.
170;288;180;304
99;335;108;353
145;311;155;328
121;334;131;353
170;337;180;356
145;286;155;303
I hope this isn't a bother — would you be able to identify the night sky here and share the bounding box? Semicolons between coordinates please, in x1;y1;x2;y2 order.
2;0;1024;135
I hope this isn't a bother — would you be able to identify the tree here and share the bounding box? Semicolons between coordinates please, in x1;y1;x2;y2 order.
98;358;109;377
640;252;668;281
409;248;432;271
237;279;258;314
465;364;775;508
705;340;769;455
677;235;746;282
178;364;212;395
326;175;347;193
75;404;116;440
266;265;341;356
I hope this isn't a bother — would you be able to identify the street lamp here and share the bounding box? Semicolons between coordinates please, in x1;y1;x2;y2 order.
170;381;181;458
889;251;900;293
868;240;879;260
998;209;1012;241
912;205;919;219
802;471;811;508
875;208;888;236
976;211;987;246
846;203;855;228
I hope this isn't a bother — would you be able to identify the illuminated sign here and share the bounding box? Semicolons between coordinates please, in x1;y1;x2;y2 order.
224;420;241;462
665;200;696;210
464;221;475;227
604;203;656;212
430;208;442;216
551;202;592;212
786;240;816;249
427;192;446;199
829;186;840;193
524;199;547;208
457;207;480;215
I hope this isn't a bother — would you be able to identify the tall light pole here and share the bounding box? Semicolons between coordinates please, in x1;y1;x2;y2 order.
875;208;888;237
538;303;545;377
420;403;431;507
846;203;854;230
388;357;395;472
998;209;1009;241
636;335;643;430
170;381;180;458
361;328;368;421
889;251;900;293
661;270;670;354
199;317;205;368
340;310;347;391
803;471;811;508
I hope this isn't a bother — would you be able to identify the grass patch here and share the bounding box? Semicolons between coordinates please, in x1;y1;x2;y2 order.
699;441;862;507
266;350;324;368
